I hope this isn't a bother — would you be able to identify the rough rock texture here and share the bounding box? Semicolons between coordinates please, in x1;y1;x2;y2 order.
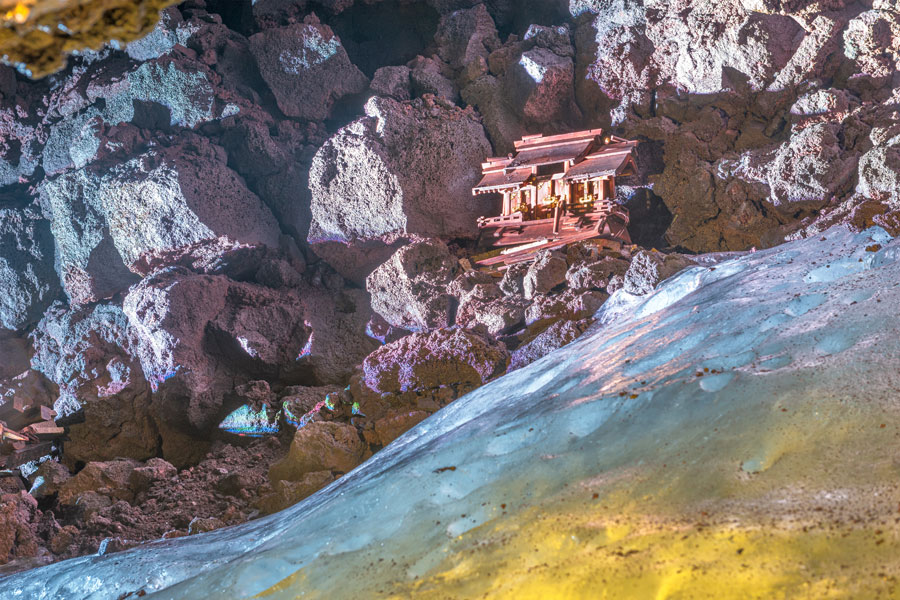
0;204;59;331
624;251;697;296
123;268;308;463
40;139;281;306
249;19;368;121
366;239;457;331
509;319;592;371
307;95;492;281
361;328;509;395
523;250;568;300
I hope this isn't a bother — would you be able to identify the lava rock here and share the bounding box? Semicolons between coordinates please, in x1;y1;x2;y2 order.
362;328;509;395
509;319;592;371
366;239;458;332
523;250;568;299
371;66;412;101
623;251;696;296
0;204;60;331
40;138;281;305
249;20;369;121
307;96;492;282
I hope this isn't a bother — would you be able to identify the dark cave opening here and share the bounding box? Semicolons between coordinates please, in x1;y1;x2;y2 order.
326;1;441;78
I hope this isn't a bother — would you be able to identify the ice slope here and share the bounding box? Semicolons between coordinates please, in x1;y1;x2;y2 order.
6;226;900;599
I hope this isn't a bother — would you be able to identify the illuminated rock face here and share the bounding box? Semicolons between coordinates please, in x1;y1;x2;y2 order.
8;226;900;599
0;0;178;78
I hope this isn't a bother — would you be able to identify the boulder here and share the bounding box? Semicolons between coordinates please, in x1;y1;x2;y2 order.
370;66;412;100
509;319;592;371
0;492;41;565
409;58;460;102
0;204;59;331
523;250;568;299
505;46;578;124
57;459;141;506
362;328;509;395
30;302;158;464
366;239;458;332
566;256;630;292
123;269;310;453
297;285;381;384
623;251;696;296
434;4;501;71
499;262;529;296
248;20;368;121
307;96;492;282
766;123;858;208
40;138;281;305
129;458;178;494
269;422;366;482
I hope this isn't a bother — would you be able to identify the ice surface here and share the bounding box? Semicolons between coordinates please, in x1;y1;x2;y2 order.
6;226;900;598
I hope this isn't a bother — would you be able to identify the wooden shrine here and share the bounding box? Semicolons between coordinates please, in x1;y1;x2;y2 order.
472;130;638;266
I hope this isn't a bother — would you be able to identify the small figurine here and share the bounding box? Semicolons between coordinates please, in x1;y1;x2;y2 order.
472;129;638;266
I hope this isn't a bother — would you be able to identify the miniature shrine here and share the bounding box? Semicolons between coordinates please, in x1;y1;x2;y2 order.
473;129;638;266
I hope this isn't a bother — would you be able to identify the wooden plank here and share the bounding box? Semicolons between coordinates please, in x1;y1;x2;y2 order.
5;441;54;469
25;421;65;441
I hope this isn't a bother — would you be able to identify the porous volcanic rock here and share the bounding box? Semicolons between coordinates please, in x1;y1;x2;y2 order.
123;268;309;464
248;18;369;121
509;319;592;371
361;328;509;395
307;95;492;281
0;204;59;332
366;239;458;332
40;138;281;306
523;250;568;299
623;251;697;296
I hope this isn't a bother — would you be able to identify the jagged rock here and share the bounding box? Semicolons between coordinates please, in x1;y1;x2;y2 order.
525;290;607;325
249;20;368;120
125;7;198;61
366;240;458;332
566;256;631;292
0;204;59;332
623;251;696;296
40;138;281;305
766;123;858;208
362;328;509;395
0;331;30;381
523;250;568;299
460;75;525;154
0;492;42;565
843;9;900;78
509;319;592;371
297;285;381;384
434;4;501;71
129;458;177;494
856;142;900;205
57;459;141;506
371;66;412;100
30;461;71;500
308;96;491;281
373;410;430;446
123;268;309;460
269;422;366;482
505;46;578;124
409;57;460;102
30;302;158;465
499;262;529;296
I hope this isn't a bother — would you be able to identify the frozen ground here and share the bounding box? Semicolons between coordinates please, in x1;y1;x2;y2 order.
5;226;900;599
